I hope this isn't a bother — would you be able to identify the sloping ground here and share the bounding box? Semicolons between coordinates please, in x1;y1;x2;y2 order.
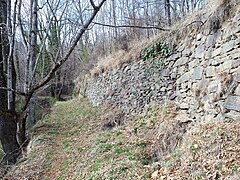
4;98;240;179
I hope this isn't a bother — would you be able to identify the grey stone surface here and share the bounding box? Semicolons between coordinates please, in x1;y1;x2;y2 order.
211;57;225;66
189;59;199;69
233;12;240;21
222;40;235;53
177;71;192;83
174;57;189;67
212;114;225;121
233;59;240;68
206;66;215;77
178;66;185;75
212;48;222;57
182;48;192;56
205;48;213;59
161;68;170;77
219;60;233;71
237;75;240;83
169;53;180;60
224;96;240;111
178;44;185;52
195;44;205;59
193;66;203;80
206;34;217;48
196;33;203;41
235;85;240;96
232;51;240;59
179;102;189;110
225;110;240;121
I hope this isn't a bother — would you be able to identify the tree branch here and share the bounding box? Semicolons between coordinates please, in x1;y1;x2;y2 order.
92;22;170;31
90;0;97;9
186;20;205;27
0;87;26;96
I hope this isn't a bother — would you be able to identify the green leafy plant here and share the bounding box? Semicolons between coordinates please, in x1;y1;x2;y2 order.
141;40;170;75
50;96;57;106
72;88;78;97
190;144;199;153
77;146;83;153
141;45;157;60
115;130;122;137
132;127;138;135
62;140;71;149
141;41;169;61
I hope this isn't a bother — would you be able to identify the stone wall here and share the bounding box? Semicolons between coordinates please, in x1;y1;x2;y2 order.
79;9;240;122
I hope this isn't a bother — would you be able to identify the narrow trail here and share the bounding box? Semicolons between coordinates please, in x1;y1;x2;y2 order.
5;98;240;179
5;99;102;179
6;99;153;179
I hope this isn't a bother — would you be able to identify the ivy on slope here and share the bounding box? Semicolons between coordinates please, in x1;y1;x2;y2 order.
140;40;170;76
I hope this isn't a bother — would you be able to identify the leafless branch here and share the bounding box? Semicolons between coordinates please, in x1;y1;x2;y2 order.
92;22;170;31
0;87;26;96
90;0;97;9
186;20;206;27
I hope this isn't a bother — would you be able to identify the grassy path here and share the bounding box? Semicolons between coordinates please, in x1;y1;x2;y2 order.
5;98;240;179
6;99;152;179
6;99;101;179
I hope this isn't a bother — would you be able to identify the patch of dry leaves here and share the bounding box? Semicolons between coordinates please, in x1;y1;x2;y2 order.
152;121;240;179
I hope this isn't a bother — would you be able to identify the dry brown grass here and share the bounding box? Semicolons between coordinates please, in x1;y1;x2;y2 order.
205;0;239;34
154;121;240;179
89;34;161;77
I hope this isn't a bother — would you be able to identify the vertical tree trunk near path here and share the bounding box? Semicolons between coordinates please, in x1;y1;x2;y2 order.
28;0;38;126
0;0;20;164
7;0;17;112
0;114;20;164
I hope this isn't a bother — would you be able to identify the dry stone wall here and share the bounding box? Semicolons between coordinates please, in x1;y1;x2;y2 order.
81;11;240;122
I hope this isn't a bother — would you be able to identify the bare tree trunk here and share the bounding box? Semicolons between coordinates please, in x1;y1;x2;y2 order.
172;0;178;22
29;0;38;121
181;0;186;17
18;0;38;145
7;0;17;112
165;0;171;26
0;0;20;165
145;0;150;38
27;0;38;128
0;114;20;164
57;70;67;101
112;0;118;40
0;60;19;165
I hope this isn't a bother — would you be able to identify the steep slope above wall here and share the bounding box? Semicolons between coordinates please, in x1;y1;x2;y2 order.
78;1;240;122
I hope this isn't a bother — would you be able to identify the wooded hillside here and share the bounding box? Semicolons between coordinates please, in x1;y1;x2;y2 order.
0;0;240;179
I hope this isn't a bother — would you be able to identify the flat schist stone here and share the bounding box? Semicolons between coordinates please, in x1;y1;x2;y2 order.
224;96;240;111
